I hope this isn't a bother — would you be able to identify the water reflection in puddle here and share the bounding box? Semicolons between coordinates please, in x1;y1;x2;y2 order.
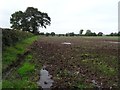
61;42;71;45
37;66;54;89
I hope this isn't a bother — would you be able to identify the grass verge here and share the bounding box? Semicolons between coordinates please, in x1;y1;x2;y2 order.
2;51;38;88
2;36;39;88
3;36;39;71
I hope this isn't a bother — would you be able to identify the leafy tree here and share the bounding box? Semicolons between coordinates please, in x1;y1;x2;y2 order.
118;31;120;36
58;34;61;37
98;32;103;36
46;32;50;36
85;30;97;36
114;32;118;36
69;32;74;36
109;32;118;36
39;32;44;35
51;32;55;36
85;30;92;36
66;33;69;36
91;32;97;36
79;29;84;35
10;7;51;34
110;33;114;36
10;11;25;30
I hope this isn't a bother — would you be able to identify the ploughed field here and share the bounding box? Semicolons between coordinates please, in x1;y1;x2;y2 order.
3;36;119;89
31;36;118;88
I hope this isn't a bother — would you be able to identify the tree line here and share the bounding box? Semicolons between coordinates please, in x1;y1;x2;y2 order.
38;29;120;36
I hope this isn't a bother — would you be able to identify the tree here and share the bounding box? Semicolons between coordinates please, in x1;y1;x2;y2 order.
118;31;120;36
79;29;84;35
91;32;97;36
109;32;117;36
39;32;44;35
98;32;103;36
66;33;69;36
85;30;92;36
46;32;50;36
110;32;114;36
10;7;51;34
51;32;55;36
10;11;25;30
69;32;74;36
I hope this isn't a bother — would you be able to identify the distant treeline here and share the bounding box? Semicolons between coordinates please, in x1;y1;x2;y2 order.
39;30;120;36
2;28;34;49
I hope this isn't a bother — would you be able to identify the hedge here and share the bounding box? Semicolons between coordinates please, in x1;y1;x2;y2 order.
2;29;34;49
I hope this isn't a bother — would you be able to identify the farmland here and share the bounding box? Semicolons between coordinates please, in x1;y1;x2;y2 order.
2;36;119;89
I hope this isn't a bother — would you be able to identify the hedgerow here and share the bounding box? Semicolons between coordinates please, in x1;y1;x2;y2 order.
2;29;34;49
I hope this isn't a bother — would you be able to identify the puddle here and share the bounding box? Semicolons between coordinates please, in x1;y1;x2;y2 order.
109;41;120;44
37;66;54;89
61;42;71;45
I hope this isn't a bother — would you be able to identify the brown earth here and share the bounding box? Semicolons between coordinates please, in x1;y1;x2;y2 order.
30;37;119;89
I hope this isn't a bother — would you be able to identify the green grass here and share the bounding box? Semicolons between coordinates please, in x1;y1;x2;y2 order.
25;54;33;62
2;80;37;89
2;52;38;88
96;62;116;76
77;83;92;89
0;81;2;90
81;58;117;77
3;36;39;70
17;62;35;76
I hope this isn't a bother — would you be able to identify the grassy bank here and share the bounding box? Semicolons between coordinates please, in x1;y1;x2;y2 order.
3;36;39;71
2;53;38;89
2;36;40;88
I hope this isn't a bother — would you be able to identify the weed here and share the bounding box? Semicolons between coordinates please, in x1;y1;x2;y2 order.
24;54;33;62
97;62;116;76
17;62;35;76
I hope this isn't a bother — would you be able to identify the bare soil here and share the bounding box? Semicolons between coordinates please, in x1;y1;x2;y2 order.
30;37;118;89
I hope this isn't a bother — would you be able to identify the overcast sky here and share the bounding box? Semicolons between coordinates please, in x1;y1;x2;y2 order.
0;0;119;34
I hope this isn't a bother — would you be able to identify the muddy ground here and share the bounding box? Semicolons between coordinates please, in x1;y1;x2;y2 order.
30;36;119;89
